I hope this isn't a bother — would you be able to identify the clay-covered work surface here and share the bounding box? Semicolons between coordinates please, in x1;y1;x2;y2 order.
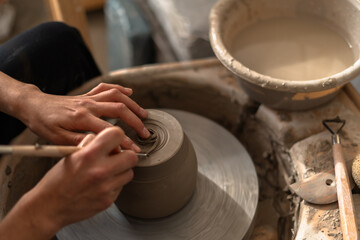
56;110;258;239
256;90;360;239
2;58;360;239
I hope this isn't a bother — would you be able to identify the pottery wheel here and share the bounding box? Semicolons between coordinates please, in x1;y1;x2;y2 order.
56;109;259;240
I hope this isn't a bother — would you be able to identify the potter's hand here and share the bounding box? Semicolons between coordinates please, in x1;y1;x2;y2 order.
0;127;138;240
17;82;151;146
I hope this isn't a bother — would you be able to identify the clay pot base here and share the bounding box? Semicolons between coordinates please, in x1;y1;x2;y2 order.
115;109;198;219
56;109;258;239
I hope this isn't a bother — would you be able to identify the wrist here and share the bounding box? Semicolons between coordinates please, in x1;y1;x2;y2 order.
21;189;62;238
0;189;62;240
0;72;41;120
12;83;42;123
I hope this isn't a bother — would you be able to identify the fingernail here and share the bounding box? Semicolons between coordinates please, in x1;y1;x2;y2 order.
139;108;148;118
131;144;141;153
142;127;151;138
125;88;133;95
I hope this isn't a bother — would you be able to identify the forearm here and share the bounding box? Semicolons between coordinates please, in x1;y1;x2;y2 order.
0;71;40;120
0;190;60;240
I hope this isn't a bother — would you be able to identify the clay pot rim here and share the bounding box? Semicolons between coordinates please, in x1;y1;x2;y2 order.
209;0;360;93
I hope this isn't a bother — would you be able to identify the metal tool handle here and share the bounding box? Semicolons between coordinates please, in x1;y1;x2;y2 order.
333;143;358;240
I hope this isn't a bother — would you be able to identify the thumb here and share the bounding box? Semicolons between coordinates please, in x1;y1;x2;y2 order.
78;134;96;147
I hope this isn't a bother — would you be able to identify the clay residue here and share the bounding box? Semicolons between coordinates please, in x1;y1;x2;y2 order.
302;203;342;239
240;117;294;239
277;112;292;122
303;140;332;177
129;77;248;134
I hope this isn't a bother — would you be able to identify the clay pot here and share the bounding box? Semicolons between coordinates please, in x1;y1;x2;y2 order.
115;109;198;219
209;0;360;110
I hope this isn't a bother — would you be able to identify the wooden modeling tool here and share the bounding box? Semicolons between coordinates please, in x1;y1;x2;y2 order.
0;145;148;158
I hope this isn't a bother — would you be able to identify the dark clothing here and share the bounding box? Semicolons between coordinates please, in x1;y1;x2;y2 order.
0;22;101;143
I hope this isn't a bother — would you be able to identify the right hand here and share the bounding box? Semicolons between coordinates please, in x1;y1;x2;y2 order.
23;127;138;234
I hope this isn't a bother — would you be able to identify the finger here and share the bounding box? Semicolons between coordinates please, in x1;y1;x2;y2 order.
86;127;126;156
84;83;133;97
78;134;96;147
101;187;123;206
91;102;150;139
75;114;114;134
106;151;138;175
108;169;135;192
121;136;141;153
109;137;140;154
48;129;88;145
108;189;122;202
110;145;122;155
74;115;141;152
90;89;148;119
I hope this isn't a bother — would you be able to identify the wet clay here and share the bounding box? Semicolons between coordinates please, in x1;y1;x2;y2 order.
231;17;355;80
115;109;198;219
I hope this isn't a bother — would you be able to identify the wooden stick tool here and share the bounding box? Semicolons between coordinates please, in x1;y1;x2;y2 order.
0;145;148;158
323;117;358;240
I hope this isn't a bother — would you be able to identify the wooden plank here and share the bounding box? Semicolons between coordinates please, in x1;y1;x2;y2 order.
80;0;105;11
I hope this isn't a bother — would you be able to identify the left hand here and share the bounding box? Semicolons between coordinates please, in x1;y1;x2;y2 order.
17;83;150;147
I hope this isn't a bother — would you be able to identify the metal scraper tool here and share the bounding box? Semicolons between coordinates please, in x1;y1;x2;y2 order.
289;168;337;204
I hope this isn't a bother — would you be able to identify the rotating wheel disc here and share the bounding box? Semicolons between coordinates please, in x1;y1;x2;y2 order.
57;109;258;240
